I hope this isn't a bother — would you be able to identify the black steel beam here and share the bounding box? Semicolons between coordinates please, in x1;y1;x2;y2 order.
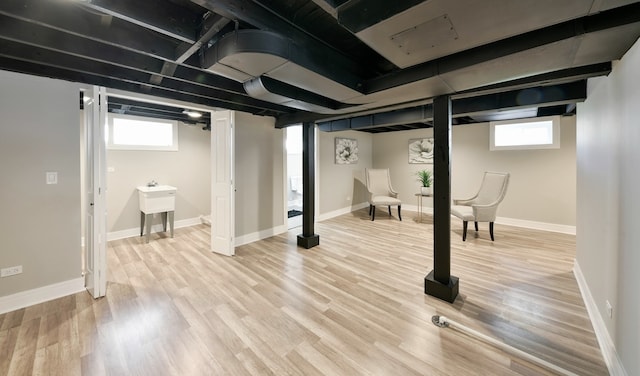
425;95;458;303
314;80;587;132
297;122;320;249
452;81;587;116
363;3;640;94
536;105;568;117
0;39;293;113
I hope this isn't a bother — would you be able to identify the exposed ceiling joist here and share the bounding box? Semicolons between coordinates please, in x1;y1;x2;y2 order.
0;0;637;129
81;0;201;43
0;0;181;61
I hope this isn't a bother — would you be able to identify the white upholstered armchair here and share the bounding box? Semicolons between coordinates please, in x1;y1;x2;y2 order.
451;171;510;241
365;168;402;221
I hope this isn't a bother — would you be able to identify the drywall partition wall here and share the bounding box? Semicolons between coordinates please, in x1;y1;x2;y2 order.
234;112;285;238
576;38;640;376
372;119;577;228
318;130;373;217
0;70;82;297
106;121;211;233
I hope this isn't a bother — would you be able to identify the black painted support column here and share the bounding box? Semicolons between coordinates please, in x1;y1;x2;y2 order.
425;95;459;303
297;122;320;249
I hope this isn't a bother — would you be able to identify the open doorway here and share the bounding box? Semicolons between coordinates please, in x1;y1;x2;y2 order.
80;89;238;298
286;125;303;229
102;95;213;242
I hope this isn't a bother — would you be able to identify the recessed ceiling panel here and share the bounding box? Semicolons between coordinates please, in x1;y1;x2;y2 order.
355;0;594;68
390;15;458;56
439;39;579;92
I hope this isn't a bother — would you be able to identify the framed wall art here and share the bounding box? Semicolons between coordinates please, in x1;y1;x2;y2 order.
408;138;434;164
335;137;358;164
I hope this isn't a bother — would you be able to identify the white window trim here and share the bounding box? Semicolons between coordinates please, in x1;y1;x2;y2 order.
490;115;560;151
107;113;179;151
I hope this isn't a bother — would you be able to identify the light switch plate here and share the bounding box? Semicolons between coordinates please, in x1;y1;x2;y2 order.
46;171;58;184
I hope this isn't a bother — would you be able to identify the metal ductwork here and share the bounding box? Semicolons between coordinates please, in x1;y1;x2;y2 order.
203;29;363;113
202;3;640;118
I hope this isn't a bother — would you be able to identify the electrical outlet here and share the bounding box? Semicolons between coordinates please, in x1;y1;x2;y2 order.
46;171;58;185
1;265;23;277
606;300;613;318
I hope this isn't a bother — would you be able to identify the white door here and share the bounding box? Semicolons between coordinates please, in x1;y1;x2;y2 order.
211;110;235;256
84;86;107;298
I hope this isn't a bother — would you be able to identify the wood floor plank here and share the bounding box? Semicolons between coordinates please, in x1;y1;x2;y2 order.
1;211;609;375
0;327;20;375
7;317;40;376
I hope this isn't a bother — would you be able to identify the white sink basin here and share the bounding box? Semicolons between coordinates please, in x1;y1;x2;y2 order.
137;185;176;214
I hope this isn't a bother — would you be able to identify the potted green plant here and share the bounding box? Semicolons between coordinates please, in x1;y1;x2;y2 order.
416;169;433;195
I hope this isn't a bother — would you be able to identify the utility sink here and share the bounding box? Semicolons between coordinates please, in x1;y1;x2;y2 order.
137;185;177;242
137;185;176;213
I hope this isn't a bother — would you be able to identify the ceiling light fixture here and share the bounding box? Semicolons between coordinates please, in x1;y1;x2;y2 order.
182;110;202;118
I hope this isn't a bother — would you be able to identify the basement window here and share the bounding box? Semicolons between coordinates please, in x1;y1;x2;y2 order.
107;114;178;151
490;116;560;151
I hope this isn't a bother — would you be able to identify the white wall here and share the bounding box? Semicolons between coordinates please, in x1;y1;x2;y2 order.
318;130;373;217
576;38;640;375
0;70;82;297
371;119;577;228
106;120;211;233
234;112;285;238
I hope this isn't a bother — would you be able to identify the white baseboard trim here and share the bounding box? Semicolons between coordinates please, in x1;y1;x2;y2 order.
574;261;627;376
107;216;204;241
496;217;576;235
317;202;368;222
235;225;288;247
318;204;575;235
0;277;85;315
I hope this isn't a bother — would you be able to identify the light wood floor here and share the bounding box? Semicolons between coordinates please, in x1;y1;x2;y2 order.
0;210;608;375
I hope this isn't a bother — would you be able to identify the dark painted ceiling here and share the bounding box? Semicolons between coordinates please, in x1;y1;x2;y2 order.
1;0;639;133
